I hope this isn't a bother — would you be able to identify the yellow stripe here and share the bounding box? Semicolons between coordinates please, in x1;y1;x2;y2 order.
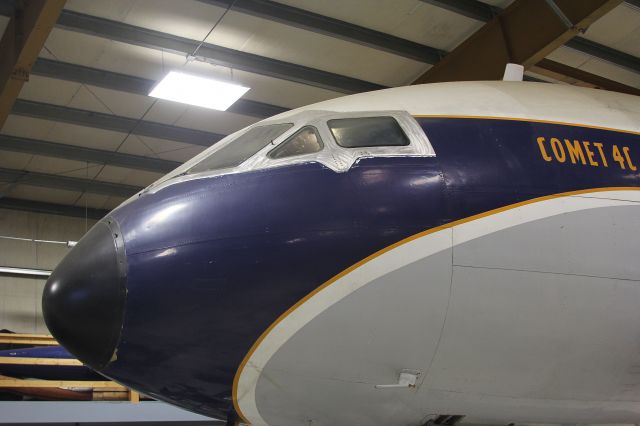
232;186;640;423
0;333;58;346
413;114;640;136
0;379;125;389
0;357;82;366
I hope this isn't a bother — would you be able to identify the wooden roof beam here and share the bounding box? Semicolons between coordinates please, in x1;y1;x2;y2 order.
0;0;65;129
413;0;622;84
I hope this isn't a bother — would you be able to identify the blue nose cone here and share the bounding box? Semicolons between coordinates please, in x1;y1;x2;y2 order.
42;218;127;370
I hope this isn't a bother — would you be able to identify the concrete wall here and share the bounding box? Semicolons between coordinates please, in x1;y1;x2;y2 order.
0;208;96;334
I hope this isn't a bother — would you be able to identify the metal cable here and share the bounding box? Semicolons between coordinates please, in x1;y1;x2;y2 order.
0;234;76;247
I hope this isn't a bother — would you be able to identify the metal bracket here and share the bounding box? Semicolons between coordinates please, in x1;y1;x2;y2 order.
375;369;421;389
544;0;574;29
11;67;30;82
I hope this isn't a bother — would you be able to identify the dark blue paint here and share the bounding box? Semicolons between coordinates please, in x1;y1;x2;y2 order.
421;117;640;219
0;346;102;380
94;118;638;419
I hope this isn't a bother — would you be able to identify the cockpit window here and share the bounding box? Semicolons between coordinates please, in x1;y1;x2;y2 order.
187;123;293;174
328;116;409;148
268;126;323;159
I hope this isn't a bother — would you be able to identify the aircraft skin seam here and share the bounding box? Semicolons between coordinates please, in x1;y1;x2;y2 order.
452;264;640;283
233;186;640;424
421;223;454;391
569;194;640;203
235;189;640;424
423;387;640;404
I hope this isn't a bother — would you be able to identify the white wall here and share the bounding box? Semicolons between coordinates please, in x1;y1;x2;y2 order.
0;208;96;334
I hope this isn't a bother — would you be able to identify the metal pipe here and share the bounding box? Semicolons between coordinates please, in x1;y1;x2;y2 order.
0;235;77;247
0;266;52;277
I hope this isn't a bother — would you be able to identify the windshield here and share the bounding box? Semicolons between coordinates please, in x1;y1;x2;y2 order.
187;123;293;174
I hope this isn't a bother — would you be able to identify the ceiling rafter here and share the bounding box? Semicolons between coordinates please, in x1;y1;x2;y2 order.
32;57;154;94
421;0;640;74
55;10;386;94
0;1;16;18
564;37;640;72
1;2;637;91
3;3;626;96
11;99;224;147
0;167;142;197
420;0;499;21
0;0;66;128
413;0;623;84
0;1;446;64
195;0;446;63
0;196;109;219
0;134;181;173
31;58;290;119
533;58;640;96
48;4;637;98
0;58;288;201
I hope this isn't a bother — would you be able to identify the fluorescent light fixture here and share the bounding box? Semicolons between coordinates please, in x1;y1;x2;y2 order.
149;71;250;111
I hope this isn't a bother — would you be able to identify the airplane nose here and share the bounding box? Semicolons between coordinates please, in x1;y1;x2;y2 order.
42;219;127;370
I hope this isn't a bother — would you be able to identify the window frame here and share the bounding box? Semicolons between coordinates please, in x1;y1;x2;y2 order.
327;116;410;149
186;122;295;175
250;110;435;173
142;109;435;195
267;125;324;160
317;110;435;167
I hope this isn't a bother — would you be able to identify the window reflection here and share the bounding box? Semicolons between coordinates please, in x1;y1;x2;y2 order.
328;116;409;148
269;126;323;159
188;123;293;174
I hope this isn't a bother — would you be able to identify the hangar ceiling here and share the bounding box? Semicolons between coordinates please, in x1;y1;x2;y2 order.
0;0;639;220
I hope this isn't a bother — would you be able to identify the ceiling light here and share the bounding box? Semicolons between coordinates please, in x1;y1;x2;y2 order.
149;71;250;111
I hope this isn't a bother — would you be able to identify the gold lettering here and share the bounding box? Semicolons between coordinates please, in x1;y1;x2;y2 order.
550;138;566;163
592;142;608;167
564;139;586;165
537;137;553;162
537;137;634;172
612;145;626;170
623;146;637;171
583;141;599;167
